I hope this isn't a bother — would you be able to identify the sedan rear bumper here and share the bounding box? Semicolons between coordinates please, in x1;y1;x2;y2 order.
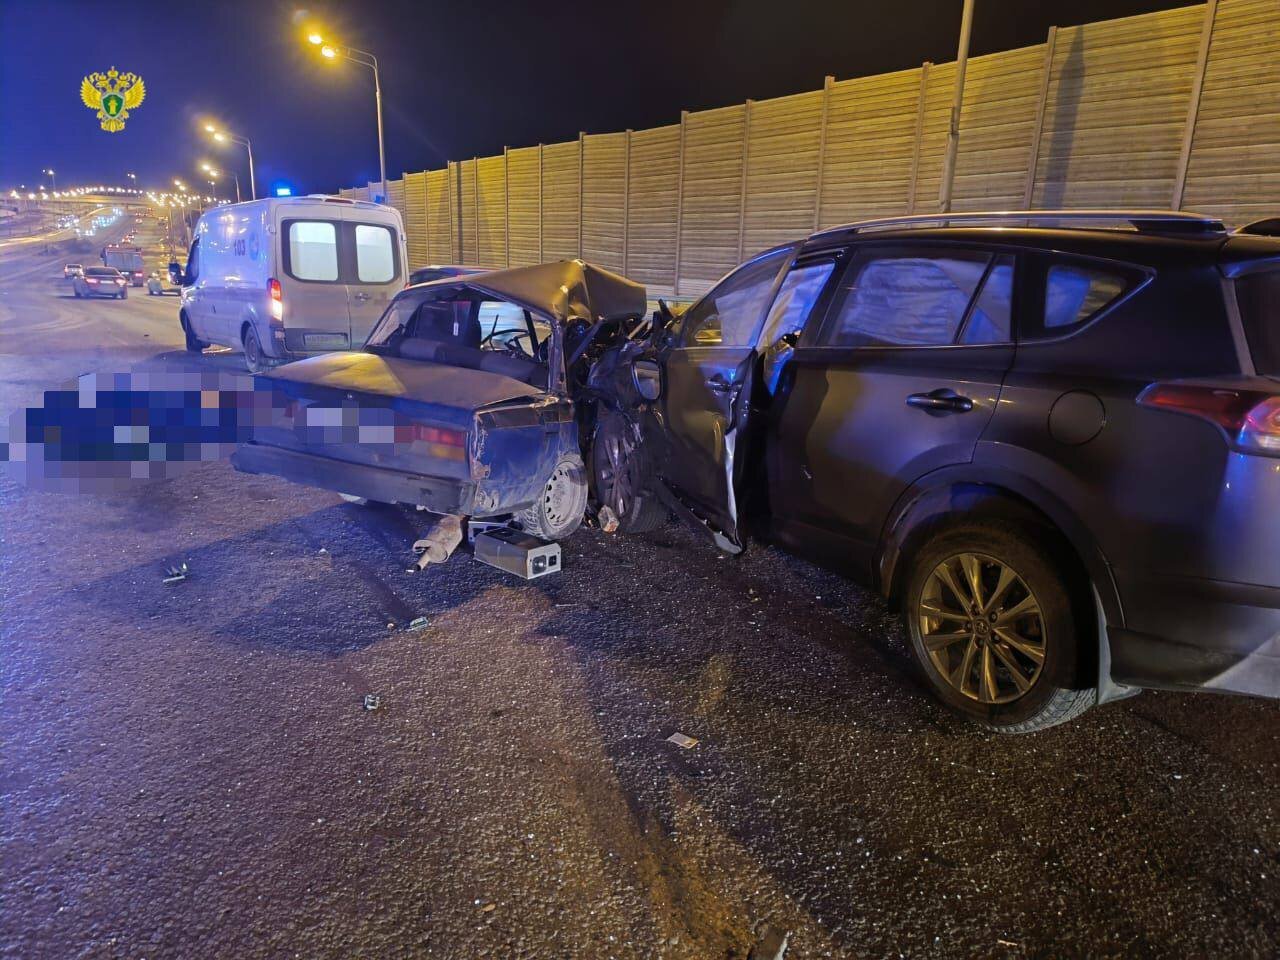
232;442;476;514
1111;571;1280;699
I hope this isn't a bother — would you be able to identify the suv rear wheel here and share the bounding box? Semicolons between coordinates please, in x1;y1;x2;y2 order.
520;455;588;541
904;522;1094;733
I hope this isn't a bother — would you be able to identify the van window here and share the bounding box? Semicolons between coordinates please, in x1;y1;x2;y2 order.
186;238;200;282
287;221;339;281
355;224;396;283
1235;270;1279;375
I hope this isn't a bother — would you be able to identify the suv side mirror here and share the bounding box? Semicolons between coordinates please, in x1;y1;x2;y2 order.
632;359;661;401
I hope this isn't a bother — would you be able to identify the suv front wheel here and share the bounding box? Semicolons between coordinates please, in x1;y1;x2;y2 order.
904;522;1094;733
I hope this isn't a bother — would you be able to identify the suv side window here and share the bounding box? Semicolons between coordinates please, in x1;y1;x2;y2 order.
816;247;1012;348
1044;263;1126;335
681;249;791;347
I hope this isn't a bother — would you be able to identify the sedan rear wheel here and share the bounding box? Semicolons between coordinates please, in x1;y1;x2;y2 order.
519;456;588;541
905;523;1094;733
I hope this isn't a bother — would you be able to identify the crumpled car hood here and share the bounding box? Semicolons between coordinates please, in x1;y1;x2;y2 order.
415;259;647;325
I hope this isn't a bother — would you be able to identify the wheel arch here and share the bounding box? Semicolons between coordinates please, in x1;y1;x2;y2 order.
878;467;1125;696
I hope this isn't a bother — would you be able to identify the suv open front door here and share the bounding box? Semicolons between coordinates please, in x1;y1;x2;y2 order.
649;248;793;551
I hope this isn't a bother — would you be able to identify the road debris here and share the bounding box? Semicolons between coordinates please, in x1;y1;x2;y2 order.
162;562;189;584
474;528;561;580
410;514;464;572
362;694;381;712
666;732;699;749
408;616;430;631
597;504;620;534
479;903;496;913
748;924;789;960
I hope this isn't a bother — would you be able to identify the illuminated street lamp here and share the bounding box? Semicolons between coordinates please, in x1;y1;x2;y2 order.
203;122;257;200
126;172;137;188
43;168;56;190
201;162;241;203
307;29;386;203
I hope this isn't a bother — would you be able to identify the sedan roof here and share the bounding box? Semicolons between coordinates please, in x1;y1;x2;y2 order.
414;259;647;325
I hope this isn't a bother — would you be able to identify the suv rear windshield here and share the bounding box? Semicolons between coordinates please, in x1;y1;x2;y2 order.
1236;270;1280;375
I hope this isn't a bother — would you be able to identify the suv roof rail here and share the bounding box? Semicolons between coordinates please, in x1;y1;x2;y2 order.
813;209;1227;239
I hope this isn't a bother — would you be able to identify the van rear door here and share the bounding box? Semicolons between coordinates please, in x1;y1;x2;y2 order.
343;208;405;347
277;210;353;352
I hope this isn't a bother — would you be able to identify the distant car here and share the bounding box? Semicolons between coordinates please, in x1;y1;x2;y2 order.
408;264;483;286
73;266;128;299
146;272;167;295
63;263;83;278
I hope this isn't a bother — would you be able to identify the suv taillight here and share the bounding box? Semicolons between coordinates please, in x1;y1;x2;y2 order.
1138;383;1280;456
268;278;284;322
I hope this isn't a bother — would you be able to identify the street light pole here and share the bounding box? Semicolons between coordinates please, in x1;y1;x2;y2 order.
44;168;56;191
206;125;257;199
938;0;976;214
317;40;387;203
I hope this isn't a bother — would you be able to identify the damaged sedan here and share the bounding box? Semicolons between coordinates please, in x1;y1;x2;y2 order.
233;260;646;540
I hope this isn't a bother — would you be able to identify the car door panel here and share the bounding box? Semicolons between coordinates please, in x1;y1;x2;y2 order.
765;244;1018;569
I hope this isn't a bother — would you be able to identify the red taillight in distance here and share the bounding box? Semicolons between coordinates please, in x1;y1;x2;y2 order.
268;277;284;322
1138;383;1280;456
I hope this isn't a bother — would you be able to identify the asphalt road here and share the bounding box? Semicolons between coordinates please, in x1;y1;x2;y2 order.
1;229;1277;959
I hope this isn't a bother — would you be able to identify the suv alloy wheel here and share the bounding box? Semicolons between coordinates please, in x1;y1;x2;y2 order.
905;522;1095;733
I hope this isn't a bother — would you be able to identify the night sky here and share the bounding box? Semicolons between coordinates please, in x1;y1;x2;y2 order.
2;0;1201;196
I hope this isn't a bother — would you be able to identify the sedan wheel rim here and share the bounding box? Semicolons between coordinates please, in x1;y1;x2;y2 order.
543;463;577;526
918;552;1045;704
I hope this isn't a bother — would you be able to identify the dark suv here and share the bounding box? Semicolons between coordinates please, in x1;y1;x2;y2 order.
593;211;1279;732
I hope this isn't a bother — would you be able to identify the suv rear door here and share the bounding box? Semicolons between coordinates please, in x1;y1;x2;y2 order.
767;242;1017;574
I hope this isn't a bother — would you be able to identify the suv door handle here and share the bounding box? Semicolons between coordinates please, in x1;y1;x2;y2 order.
906;389;974;414
705;375;737;395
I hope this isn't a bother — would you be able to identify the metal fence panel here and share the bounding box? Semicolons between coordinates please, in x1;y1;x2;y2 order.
744;89;824;257
402;172;428;270
425;168;452;262
507;146;541;267
542;139;581;261
1032;5;1204;208
625;124;680;297
678;104;746;296
820;66;923;225
475;154;507;267
951;46;1046;210
581;132;627;274
1183;0;1280;225
459;160;478;264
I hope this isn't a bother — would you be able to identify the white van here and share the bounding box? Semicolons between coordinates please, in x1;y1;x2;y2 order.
178;196;408;371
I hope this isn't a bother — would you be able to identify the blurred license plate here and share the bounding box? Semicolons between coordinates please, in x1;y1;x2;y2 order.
304;334;348;349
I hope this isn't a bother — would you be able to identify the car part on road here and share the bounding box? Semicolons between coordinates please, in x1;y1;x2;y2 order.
407;616;430;631
905;522;1094;733
466;518;516;544
596;504;620;533
518;455;588;541
162;562;189;584
666;732;699;749
473;528;562;580
362;694;381;711
410;514;464;572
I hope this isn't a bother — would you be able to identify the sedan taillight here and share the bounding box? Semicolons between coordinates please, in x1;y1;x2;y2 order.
1138;383;1280;456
